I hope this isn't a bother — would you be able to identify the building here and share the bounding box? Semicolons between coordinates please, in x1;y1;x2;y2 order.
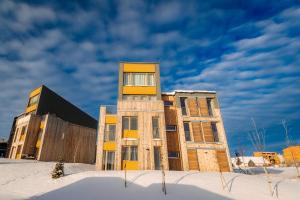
253;152;281;165
7;85;97;164
96;62;231;171
283;145;300;166
0;139;7;157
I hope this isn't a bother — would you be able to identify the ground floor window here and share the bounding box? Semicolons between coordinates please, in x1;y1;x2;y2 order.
102;151;115;170
154;147;161;170
122;146;138;161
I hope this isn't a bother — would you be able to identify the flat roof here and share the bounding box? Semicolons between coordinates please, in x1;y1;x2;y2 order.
162;90;217;95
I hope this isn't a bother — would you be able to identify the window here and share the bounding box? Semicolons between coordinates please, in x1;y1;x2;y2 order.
28;95;39;107
123;95;157;101
180;97;187;115
13;128;19;142
184;122;191;141
102;151;115;170
152;117;160;138
122;146;138;161
164;101;173;106
207;98;214;116
122;116;138;131
168;152;179;158
211;123;219;142
19;126;26;141
123;73;155;86
166;125;176;132
104;124;116;141
154;147;161;170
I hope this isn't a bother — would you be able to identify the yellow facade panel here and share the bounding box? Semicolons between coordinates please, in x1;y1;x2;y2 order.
123;86;156;95
40;121;45;129
123;160;139;170
26;104;38;113
105;115;117;124
123;130;139;138
36;140;41;148
103;142;116;151
123;63;156;72
29;87;42;98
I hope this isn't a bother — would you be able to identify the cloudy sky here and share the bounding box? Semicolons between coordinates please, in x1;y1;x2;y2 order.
1;0;299;154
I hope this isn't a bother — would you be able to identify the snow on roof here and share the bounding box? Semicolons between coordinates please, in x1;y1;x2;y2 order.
162;90;217;95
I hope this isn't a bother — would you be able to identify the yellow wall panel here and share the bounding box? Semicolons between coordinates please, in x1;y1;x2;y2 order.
123;86;156;95
40;121;45;129
122;160;139;170
105;115;117;124
123;63;156;72
36;140;41;148
103;142;116;151
26;104;37;113
123;130;139;138
29;87;42;98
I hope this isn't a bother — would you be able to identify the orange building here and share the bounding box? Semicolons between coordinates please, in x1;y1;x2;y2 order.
283;146;300;166
253;152;280;165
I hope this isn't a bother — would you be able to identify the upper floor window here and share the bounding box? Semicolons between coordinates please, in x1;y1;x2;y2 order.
122;116;138;130
166;125;177;132
28;95;39;107
180;97;187;115
104;124;116;141
152;117;160;139
211;122;219;142
207;98;214;116
183;122;191;141
164;101;173;106
13;128;19;142
123;73;155;86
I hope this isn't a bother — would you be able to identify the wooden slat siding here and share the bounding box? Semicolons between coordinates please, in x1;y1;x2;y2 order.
164;107;177;125
168;158;181;171
187;149;199;170
192;122;203;142
167;132;180;151
187;98;199;116
202;122;214;142
216;150;230;172
198;98;209;117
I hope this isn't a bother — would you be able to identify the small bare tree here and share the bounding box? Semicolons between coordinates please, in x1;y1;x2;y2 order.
282;120;300;178
248;118;273;196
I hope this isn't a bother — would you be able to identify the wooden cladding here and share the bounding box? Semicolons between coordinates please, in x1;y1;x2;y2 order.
191;122;215;143
216;150;230;172
187;149;199;170
202;122;214;142
187;98;199;116
166;132;180;151
168;158;181;171
187;97;210;117
122;86;156;95
191;122;203;142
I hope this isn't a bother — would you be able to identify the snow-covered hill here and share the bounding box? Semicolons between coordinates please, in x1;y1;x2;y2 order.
0;158;299;200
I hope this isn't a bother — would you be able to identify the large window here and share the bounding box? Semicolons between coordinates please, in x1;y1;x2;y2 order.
207;98;214;116
154;147;161;170
180;97;187;115
211;122;219;142
184;122;191;141
152;117;160;139
122;116;138;130
104;124;116;141
123;73;155;86
102;151;115;170
28;95;39;107
13;128;19;142
122;146;138;161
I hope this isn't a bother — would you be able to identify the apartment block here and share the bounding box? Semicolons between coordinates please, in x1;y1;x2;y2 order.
7;85;97;164
96;62;231;171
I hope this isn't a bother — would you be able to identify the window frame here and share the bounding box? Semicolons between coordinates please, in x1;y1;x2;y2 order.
123;73;156;86
122;116;138;131
183;122;191;141
152;116;160;139
164;101;173;106
166;125;177;132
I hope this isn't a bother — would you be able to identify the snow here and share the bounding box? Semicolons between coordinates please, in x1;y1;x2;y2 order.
162;90;216;95
1;158;300;200
231;156;268;167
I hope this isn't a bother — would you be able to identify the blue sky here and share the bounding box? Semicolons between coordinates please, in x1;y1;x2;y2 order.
0;0;300;155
